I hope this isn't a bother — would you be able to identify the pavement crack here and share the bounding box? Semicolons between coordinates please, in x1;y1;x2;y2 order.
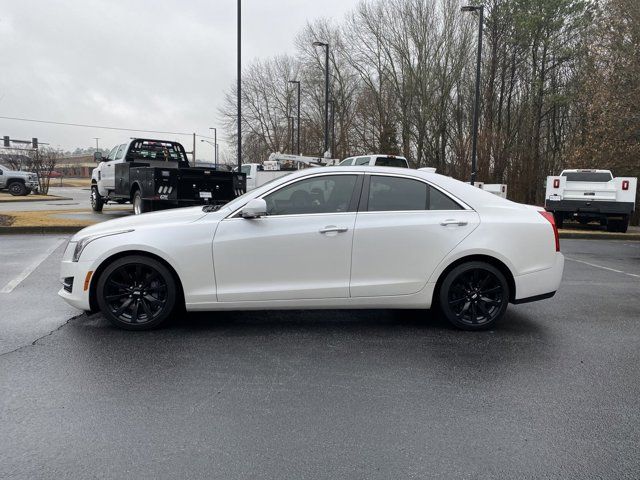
0;313;85;358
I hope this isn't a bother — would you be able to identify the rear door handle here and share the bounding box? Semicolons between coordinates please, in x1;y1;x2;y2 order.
440;219;468;226
319;226;349;234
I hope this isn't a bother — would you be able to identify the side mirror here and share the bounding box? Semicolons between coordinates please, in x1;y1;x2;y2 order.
241;198;267;219
93;151;103;162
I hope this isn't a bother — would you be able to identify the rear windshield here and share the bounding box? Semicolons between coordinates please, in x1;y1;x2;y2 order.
126;140;189;166
562;171;612;182
374;157;408;168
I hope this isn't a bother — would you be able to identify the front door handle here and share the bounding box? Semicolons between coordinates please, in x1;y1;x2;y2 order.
440;219;468;226
319;225;349;234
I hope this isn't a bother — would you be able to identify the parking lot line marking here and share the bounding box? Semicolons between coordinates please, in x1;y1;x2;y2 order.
566;257;640;279
0;238;66;294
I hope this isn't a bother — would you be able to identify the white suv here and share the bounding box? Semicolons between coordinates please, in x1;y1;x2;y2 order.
338;154;409;168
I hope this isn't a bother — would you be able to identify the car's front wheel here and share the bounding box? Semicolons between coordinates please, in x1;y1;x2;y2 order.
438;261;509;330
96;255;177;330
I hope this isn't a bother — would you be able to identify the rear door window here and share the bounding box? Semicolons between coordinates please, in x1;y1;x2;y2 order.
355;157;371;166
367;176;462;211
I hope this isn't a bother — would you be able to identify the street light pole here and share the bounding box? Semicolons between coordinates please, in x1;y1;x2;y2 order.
462;4;484;185
209;127;217;168
237;0;242;171
312;41;329;157
288;80;301;155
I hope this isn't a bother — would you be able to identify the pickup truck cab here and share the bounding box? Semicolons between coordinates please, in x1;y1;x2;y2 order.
545;169;637;232
0;163;39;195
91;138;245;214
338;154;409;168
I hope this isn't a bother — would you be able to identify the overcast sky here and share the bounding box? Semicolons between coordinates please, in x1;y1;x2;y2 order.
0;0;357;159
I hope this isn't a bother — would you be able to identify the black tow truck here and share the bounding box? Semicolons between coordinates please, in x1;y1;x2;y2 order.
91;138;245;214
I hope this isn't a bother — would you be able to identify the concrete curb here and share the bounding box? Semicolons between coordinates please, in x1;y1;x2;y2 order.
0;225;89;235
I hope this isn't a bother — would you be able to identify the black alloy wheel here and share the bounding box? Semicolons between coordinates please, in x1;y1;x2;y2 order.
439;261;509;330
96;255;177;330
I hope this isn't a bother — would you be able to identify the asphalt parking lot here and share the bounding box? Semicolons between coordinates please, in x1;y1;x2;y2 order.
1;236;639;479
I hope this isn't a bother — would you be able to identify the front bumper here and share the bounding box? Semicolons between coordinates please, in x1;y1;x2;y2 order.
58;244;93;310
513;253;564;302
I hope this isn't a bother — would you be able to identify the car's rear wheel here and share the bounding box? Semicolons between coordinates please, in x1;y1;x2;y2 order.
438;261;509;330
7;181;27;196
96;255;177;330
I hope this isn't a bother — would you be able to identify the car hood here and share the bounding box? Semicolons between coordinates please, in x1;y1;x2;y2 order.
71;206;213;240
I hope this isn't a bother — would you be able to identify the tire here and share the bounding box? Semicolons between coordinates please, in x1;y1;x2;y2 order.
96;255;177;330
553;212;564;229
619;218;629;233
7;181;27;196
91;186;104;212
132;189;151;215
438;261;510;331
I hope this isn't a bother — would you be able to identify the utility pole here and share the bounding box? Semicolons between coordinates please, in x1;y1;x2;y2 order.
462;4;484;185
289;80;301;155
237;0;242;171
192;132;196;165
312;41;330;157
94;137;100;152
209;127;217;168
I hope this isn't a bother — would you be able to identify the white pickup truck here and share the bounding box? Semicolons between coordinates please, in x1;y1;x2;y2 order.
238;153;337;191
545;169;637;232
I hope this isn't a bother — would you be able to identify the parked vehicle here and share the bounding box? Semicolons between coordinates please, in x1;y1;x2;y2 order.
0;163;39;195
338;154;409;168
545;169;637;232
473;182;508;199
91;138;245;215
60;166;564;331
239;152;337;191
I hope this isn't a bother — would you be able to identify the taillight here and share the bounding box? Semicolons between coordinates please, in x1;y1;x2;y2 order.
539;211;560;252
622;180;629;191
553;179;560;189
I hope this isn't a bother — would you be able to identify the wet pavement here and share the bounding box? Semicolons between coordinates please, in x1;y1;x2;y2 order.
1;238;639;479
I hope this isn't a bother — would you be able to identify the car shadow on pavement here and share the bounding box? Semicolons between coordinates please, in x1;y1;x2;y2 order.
68;308;551;379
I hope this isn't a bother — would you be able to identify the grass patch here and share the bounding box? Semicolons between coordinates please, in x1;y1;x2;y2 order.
0;192;69;202
1;209;96;228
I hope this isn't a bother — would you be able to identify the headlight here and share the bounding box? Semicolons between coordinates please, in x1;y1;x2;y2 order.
72;229;134;262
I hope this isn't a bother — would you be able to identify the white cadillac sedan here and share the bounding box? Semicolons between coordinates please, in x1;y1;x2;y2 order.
59;167;564;331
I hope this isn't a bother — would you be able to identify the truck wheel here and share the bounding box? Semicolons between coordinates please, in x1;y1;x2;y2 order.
91;186;104;212
553;213;564;229
7;181;27;196
618;216;629;233
133;190;151;215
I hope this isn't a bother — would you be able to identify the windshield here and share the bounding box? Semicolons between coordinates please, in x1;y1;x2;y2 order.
126;140;190;166
562;171;612;182
375;157;408;168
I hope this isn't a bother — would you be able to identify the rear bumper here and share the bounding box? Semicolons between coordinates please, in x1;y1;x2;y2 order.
513;253;564;302
545;199;634;215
